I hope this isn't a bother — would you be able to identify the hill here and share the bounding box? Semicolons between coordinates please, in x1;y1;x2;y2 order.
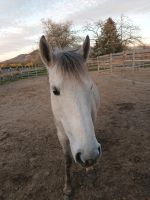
1;50;41;65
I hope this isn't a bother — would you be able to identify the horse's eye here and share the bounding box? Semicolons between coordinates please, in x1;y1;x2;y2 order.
52;87;60;96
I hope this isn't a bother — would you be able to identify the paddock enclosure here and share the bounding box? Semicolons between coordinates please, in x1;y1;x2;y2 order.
0;70;150;200
1;48;150;85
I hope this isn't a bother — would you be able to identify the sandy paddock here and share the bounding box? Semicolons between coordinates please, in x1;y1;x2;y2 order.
0;70;150;200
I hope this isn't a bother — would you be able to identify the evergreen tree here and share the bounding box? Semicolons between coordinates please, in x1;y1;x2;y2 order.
94;18;124;56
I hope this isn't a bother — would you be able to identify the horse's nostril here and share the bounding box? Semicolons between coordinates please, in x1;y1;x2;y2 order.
98;146;101;155
76;152;83;165
76;152;81;162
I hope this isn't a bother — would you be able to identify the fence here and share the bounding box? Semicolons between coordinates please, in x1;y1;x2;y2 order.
0;67;47;85
1;48;150;85
87;48;150;73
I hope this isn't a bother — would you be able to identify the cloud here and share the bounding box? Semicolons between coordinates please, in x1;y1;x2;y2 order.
0;0;150;61
0;0;101;61
0;23;42;61
68;0;150;24
0;0;59;29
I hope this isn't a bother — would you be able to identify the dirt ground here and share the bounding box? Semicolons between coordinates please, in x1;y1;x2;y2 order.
0;70;150;200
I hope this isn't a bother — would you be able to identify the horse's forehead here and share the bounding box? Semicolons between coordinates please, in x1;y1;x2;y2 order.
49;66;90;88
49;66;62;84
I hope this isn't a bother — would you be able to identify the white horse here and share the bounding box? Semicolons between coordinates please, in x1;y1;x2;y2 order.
39;35;101;198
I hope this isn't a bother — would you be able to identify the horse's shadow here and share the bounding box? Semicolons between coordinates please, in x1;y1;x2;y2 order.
63;166;98;200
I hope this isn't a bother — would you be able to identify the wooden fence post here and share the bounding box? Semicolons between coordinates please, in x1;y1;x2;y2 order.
10;67;13;80
35;64;38;77
21;67;23;79
110;53;112;73
123;51;126;68
132;48;135;71
97;57;100;72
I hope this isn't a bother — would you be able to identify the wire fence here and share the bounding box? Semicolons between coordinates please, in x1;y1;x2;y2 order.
0;48;150;85
0;66;47;85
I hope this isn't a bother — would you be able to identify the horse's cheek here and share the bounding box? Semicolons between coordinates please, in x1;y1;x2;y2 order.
51;97;62;119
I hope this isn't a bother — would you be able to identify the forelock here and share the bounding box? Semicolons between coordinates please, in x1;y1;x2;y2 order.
53;48;86;79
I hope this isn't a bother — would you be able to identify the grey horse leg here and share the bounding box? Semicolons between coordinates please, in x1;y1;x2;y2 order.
56;126;72;196
63;152;72;196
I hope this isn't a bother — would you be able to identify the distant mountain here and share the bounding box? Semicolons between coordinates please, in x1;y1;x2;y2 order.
1;49;42;64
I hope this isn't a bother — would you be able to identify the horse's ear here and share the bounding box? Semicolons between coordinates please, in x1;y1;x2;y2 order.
80;35;90;61
39;35;53;67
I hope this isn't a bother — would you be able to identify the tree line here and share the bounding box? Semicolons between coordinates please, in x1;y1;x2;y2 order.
42;15;142;57
0;62;38;69
0;15;143;69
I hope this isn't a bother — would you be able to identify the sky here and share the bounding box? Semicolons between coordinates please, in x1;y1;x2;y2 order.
0;0;150;61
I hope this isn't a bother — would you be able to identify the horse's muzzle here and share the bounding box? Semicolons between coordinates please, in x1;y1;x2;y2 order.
75;148;101;167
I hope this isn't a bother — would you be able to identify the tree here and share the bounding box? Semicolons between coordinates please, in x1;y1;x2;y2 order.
117;14;142;47
96;18;123;55
41;19;78;49
84;15;142;56
83;20;104;40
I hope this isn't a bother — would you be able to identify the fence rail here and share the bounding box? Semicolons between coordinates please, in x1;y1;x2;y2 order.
1;48;150;84
0;67;47;84
87;48;150;73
